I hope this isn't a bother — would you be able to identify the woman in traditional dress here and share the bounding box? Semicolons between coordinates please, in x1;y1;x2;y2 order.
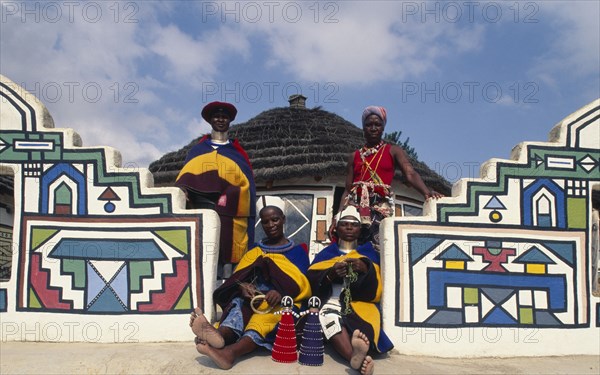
189;197;311;370
333;105;443;247
308;206;393;375
176;101;256;278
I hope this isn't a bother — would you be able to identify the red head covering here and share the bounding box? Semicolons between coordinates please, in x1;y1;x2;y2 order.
201;101;238;122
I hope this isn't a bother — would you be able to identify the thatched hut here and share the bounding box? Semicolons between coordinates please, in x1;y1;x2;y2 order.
149;96;451;256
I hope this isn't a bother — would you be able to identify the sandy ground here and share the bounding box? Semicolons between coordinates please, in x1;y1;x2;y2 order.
1;341;598;375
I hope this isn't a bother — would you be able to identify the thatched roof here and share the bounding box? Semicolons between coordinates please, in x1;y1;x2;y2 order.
149;106;452;195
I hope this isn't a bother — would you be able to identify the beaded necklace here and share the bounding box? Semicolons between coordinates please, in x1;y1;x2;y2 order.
358;141;386;184
359;140;384;159
342;262;358;315
259;239;295;253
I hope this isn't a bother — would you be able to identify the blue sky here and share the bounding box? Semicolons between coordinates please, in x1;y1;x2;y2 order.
1;1;599;182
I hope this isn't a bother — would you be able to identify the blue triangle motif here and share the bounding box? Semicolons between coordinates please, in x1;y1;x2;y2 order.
88;288;126;312
542;242;575;266
484;196;506;210
513;246;555;264
483;307;518;325
424;310;463;325
434;244;473;261
480;288;515;305
535;311;562;325
109;265;129;308
409;235;444;264
86;262;106;306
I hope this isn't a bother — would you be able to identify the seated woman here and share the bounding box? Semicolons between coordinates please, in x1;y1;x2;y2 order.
306;206;393;375
189;196;311;370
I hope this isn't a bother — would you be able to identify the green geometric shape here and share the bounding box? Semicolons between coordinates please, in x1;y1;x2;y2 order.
55;183;72;205
174;286;192;310
31;228;59;250
29;288;41;308
567;197;586;229
519;307;534;324
154;230;189;255
488;248;502;256
129;261;153;291
61;259;86;288
62;149;170;213
463;287;479;305
439;149;600;222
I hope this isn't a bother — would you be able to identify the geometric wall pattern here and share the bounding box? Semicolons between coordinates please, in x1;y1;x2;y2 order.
388;99;599;337
20;217;200;314
397;230;585;327
1;76;212;321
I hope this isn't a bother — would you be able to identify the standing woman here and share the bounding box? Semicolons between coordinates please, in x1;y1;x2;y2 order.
176;101;256;278
335;105;443;248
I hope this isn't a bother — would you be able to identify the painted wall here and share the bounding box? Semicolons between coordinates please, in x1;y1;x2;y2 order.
2;75;598;357
0;75;220;342
381;99;600;356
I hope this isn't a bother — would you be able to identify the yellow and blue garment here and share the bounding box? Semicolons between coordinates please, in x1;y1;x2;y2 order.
176;136;256;264
214;242;311;341
307;242;393;354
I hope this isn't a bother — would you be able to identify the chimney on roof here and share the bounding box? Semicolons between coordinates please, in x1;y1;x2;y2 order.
288;94;307;109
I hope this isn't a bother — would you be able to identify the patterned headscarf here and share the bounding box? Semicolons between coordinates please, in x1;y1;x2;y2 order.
362;106;387;126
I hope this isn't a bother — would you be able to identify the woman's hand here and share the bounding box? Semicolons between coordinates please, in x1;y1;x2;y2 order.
425;189;444;200
345;258;367;274
239;282;258;299
329;261;348;279
264;290;282;307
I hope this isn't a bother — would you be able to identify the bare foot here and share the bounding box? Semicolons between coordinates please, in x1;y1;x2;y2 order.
350;330;370;370
190;307;225;349
196;340;235;370
360;355;374;375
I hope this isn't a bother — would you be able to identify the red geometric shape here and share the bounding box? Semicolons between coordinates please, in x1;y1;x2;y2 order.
30;253;72;310
55;204;71;214
137;259;189;311
98;187;121;201
473;246;516;272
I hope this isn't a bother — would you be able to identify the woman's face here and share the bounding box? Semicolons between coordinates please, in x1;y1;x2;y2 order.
363;114;384;145
260;207;285;240
336;219;361;242
209;112;231;132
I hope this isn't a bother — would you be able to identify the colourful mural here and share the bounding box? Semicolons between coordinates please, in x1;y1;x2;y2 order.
381;99;599;356
1;74;598;354
0;75;219;341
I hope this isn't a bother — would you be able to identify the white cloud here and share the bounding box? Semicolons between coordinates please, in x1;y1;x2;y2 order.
148;24;218;81
234;2;485;84
530;2;600;85
0;1;195;167
184;117;212;142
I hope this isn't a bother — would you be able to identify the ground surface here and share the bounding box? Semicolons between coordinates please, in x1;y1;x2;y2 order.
1;341;599;374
